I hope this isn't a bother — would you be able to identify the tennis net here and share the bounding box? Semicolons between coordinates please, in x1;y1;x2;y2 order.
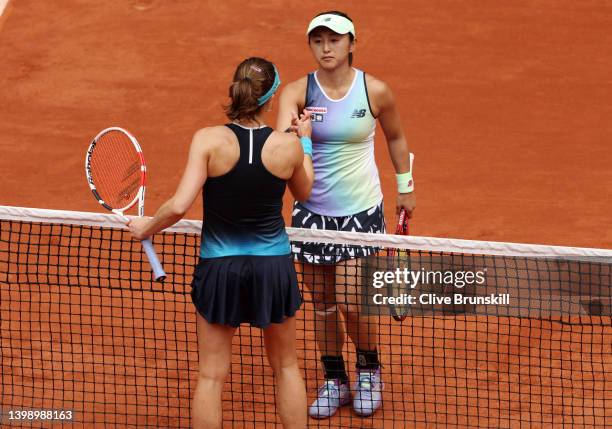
1;205;610;428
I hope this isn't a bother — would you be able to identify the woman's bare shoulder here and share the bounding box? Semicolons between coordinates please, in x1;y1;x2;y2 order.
364;73;391;98
267;131;302;162
280;76;309;100
191;125;234;148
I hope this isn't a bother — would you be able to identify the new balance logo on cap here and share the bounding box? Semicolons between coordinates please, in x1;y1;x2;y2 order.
351;109;366;118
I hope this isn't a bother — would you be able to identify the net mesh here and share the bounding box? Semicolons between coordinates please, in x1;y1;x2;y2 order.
1;206;611;428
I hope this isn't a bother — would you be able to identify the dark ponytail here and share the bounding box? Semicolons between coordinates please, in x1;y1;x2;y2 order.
225;57;276;121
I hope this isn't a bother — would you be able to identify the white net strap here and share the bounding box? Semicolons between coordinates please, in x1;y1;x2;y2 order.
1;205;611;259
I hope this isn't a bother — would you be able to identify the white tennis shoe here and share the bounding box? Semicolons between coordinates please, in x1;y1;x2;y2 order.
352;369;384;416
308;379;351;419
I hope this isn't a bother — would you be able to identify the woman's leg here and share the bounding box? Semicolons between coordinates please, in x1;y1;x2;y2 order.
302;263;351;418
263;317;307;429
192;314;236;429
291;203;347;376
335;258;379;350
335;258;383;417
302;262;345;357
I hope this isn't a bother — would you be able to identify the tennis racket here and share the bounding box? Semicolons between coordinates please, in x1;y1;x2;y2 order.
388;207;410;321
387;152;415;321
85;127;166;282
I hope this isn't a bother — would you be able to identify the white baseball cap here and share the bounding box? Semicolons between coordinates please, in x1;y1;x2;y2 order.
306;14;356;38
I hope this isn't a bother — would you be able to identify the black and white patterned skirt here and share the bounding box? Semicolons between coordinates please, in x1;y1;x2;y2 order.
290;200;386;265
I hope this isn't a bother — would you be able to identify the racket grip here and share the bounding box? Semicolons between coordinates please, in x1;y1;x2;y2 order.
141;238;166;282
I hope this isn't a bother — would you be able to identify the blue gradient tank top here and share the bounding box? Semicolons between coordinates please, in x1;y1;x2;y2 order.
303;68;383;216
200;123;290;258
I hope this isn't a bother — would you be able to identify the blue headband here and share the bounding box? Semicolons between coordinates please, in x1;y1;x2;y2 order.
257;65;280;106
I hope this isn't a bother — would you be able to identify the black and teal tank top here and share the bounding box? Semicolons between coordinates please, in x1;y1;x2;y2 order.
200;123;290;258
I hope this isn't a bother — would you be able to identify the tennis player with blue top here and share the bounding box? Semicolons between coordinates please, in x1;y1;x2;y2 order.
278;11;416;419
128;57;314;429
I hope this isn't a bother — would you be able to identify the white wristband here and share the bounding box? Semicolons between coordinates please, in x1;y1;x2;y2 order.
396;153;415;193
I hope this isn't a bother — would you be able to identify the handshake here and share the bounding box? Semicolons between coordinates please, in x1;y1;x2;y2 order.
285;109;312;139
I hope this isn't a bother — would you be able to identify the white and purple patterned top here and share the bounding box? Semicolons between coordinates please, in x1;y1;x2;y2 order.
303;68;383;216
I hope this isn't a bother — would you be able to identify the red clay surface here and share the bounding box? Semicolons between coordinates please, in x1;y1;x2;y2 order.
1;1;612;428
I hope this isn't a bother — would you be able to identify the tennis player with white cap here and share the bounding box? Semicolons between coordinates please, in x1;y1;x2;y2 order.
277;10;416;419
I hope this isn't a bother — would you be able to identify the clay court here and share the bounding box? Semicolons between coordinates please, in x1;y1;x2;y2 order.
1;1;611;428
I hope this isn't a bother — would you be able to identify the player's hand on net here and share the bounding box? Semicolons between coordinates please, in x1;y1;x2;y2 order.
126;217;150;241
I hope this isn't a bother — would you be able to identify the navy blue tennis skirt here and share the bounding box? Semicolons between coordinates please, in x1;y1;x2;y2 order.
190;254;301;328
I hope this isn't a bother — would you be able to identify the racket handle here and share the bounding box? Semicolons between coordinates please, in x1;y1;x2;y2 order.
396;208;410;235
141;238;166;282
